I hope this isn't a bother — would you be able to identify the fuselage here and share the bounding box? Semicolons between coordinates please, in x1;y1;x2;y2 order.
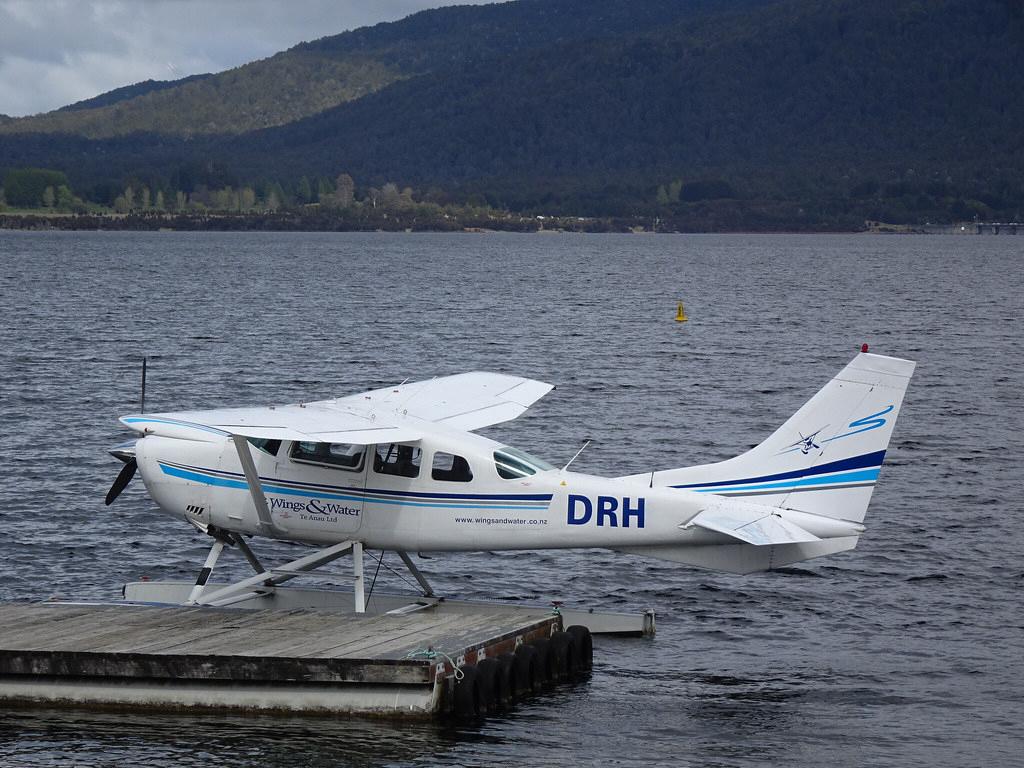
133;424;713;553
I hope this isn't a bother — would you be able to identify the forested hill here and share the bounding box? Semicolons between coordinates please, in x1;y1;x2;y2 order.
1;0;1022;227
237;0;1024;210
56;74;213;113
1;0;767;139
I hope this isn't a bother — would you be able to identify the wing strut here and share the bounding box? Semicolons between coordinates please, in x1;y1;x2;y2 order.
231;436;288;538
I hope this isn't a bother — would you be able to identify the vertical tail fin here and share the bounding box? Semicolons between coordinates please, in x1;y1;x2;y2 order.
640;352;915;523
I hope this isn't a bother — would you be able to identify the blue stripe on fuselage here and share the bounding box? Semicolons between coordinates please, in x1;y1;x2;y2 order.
688;468;880;494
671;450;886;491
163;461;552;501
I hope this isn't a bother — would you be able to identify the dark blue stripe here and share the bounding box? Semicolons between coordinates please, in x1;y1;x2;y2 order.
670;450;887;490
159;463;550;511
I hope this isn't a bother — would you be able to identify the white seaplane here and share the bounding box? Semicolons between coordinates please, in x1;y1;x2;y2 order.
106;348;914;613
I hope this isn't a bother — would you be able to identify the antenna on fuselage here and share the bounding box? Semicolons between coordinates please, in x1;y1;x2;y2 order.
562;439;591;472
140;356;148;414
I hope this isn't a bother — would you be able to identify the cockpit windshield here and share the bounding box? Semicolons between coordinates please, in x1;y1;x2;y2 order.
493;447;555;479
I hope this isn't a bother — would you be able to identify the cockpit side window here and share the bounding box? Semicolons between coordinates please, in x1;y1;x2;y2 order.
290;441;365;471
374;444;421;478
247;438;281;456
432;452;473;482
493;447;554;480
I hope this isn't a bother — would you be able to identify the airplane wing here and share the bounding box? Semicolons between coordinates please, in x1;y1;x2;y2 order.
120;405;421;445
327;372;554;432
120;372;553;443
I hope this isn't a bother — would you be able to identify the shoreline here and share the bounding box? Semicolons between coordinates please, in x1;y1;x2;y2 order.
0;210;938;235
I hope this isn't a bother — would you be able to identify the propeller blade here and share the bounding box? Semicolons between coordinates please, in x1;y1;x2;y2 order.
105;457;138;506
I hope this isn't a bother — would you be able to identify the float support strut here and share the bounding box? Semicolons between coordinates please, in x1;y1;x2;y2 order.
185;539;225;605
354;541;365;613
397;550;435;597
230;532;266;575
195;540;356;607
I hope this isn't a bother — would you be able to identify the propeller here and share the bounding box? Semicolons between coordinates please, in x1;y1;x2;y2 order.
105;457;138;505
105;357;147;506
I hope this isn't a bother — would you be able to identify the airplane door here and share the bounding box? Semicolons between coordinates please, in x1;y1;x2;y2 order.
210;438;282;531
274;441;367;537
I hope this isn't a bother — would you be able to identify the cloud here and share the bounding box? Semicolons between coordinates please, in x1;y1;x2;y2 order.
0;0;493;117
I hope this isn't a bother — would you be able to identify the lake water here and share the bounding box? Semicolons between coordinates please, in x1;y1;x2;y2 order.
0;231;1021;767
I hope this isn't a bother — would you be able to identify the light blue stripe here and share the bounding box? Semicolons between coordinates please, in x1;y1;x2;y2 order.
159;463;549;511
162;464;248;488
691;468;880;494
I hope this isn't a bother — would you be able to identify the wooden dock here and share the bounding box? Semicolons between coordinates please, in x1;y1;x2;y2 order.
0;601;583;717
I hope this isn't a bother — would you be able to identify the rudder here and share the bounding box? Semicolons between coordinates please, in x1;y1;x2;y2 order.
630;352;915;523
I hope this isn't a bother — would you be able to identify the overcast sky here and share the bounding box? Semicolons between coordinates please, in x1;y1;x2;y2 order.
0;0;493;117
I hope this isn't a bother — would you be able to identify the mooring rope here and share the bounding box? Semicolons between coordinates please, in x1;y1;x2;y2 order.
404;647;465;680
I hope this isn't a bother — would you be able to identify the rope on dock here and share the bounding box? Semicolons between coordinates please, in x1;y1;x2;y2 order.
405;647;465;680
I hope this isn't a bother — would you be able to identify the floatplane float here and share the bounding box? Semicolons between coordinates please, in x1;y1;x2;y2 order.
105;347;913;625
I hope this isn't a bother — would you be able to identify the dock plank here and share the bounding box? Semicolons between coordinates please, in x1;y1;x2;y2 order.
0;603;553;661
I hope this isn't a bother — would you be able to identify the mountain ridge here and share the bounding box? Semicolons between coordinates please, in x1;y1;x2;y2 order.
1;0;765;139
1;0;1021;225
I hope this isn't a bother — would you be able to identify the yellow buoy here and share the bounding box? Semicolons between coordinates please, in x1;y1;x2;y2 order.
675;301;688;322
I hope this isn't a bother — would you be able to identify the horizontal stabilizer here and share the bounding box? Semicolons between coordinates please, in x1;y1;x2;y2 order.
683;506;820;546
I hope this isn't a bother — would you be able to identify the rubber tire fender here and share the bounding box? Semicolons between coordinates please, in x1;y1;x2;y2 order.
495;652;517;707
512;643;541;695
452;664;480;717
528;636;553;686
475;657;502;714
548;630;575;680
566;625;594;671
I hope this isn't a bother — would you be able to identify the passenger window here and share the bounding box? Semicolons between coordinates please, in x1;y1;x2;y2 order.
290;441;365;471
432;452;473;482
374;444;421;478
494;447;554;479
247;438;281;456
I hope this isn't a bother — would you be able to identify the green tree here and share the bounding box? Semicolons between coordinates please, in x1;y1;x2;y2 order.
2;168;69;207
379;182;400;209
297;176;313;204
264;181;287;210
41;186;55;207
211;186;235;210
335;173;355;207
56;185;75;210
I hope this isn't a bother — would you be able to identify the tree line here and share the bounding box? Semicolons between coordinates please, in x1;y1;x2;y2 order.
0;168;436;216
